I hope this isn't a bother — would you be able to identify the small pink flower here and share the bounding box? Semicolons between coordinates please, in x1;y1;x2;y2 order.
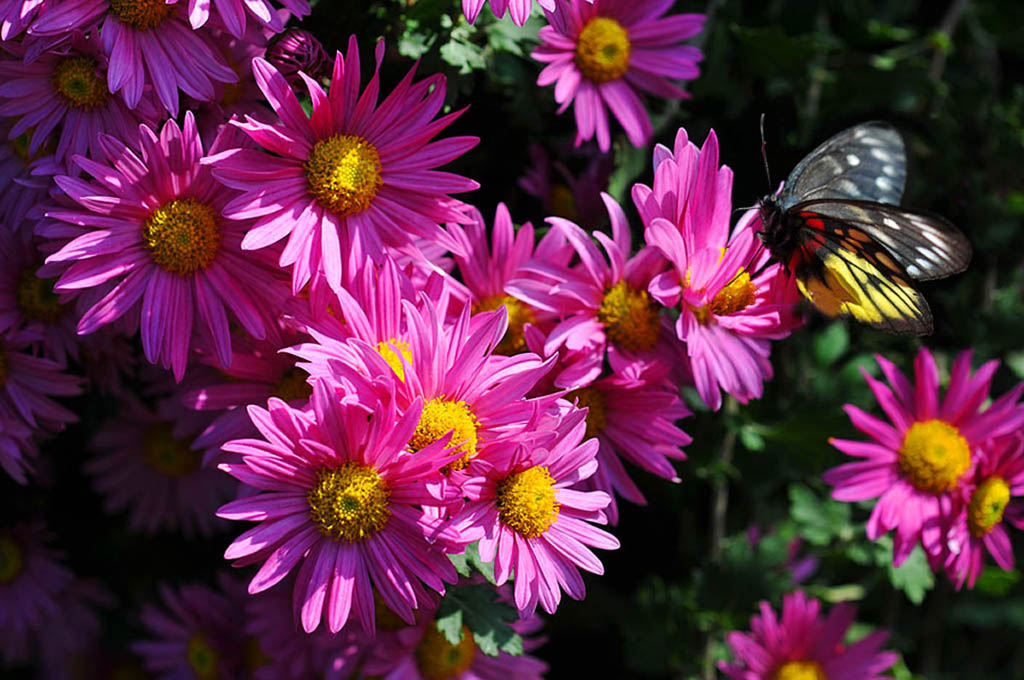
446;409;619;616
172;0;309;37
720;590;897;680
824;348;1024;566
463;0;557;27
532;0;703;151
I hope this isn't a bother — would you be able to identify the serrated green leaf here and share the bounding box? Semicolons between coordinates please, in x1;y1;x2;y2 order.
448;551;471;578
789;484;852;546
465;541;497;584
974;566;1021;596
435;609;464;646
436;584;523;657
888;545;935;604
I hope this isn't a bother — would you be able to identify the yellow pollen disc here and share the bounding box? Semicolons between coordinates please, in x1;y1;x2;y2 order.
16;269;65;324
186;634;220;680
415;623;476;680
408;398;480;471
143;424;200;478
497;465;560;538
710;270;756;316
375;338;413;381
968;476;1011;537
472;294;535;356
305;134;383;217
566;386;607;439
574;16;632;83
0;352;8;388
773;660;828;680
109;0;176;30
270;368;312;403
0;535;24;584
898;420;971;495
598;280;660;352
142;198;221;276
307;463;391;542
52;56;107;110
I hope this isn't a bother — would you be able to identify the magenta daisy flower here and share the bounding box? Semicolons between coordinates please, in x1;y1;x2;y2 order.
206;35;479;295
565;362;690;524
217;378;460;634
448;202;571;357
265;26;328;87
463;0;554;27
133;579;246;679
720;590;898;680
28;0;237;117
824;348;1024;566
447;409;620;616
86;395;237;537
0;33;160;164
943;434;1024;589
175;0;309;37
532;0;704;151
0;119;58;233
637;128;801;410
42;113;288;381
0;522;73;665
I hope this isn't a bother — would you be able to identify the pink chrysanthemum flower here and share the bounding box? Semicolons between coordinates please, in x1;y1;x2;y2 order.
564;363;690;524
86;396;237;537
943;434;1024;589
206;36;479;295
172;0;309;37
463;0;555;27
265;26;329;86
28;0;236;117
515;192;676;388
637;127;801;410
363;594;548;679
217;378;460;634
0;230;79;363
0;34;160;164
532;0;704;151
42;113;288;381
824;348;1024;566
0;523;74;665
719;590;897;680
449;202;571;357
446;409;620;616
0;119;58;232
133;579;246;680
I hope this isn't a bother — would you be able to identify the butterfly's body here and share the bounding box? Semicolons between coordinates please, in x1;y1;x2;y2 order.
756;122;970;336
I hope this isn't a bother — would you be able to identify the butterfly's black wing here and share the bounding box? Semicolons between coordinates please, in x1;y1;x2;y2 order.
793;199;971;281
777;122;907;210
784;210;933;335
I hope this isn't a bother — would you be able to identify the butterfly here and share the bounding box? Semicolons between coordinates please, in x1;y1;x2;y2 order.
757;121;971;335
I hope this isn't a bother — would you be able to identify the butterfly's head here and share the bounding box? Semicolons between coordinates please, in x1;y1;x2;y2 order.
755;194;794;260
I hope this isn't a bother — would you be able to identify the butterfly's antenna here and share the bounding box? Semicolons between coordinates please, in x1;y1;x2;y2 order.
760;113;772;191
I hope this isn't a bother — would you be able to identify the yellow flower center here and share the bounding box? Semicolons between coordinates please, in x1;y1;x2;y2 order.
109;0;176;30
305;134;383;217
143;424;200;478
898;420;971;495
774;660;828;680
416;623;476;680
307;463;391;542
186;634;220;680
270;368;312;403
694;270;756;325
142;198;221;276
566;386;607;439
968;476;1011;537
598;280;660;352
497;465;560;538
52;56;107;110
472;294;535;356
574;16;631;83
0;535;24;584
16;269;65;324
376;338;413;381
408;398;480;471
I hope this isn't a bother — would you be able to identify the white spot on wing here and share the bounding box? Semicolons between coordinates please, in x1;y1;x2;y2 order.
875;176;893;192
882;217;900;230
846;154;861;166
906;264;923;277
870;148;893;161
882;164;898;177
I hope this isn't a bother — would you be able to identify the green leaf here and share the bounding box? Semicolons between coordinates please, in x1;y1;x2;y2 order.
466;541;497;585
888;545;935;604
789;484;852;546
448;551;471;578
813;322;849;366
436;584;523;656
974;567;1021;596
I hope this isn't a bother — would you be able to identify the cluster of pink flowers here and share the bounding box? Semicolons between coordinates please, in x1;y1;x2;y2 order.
825;347;1024;589
0;0;919;676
